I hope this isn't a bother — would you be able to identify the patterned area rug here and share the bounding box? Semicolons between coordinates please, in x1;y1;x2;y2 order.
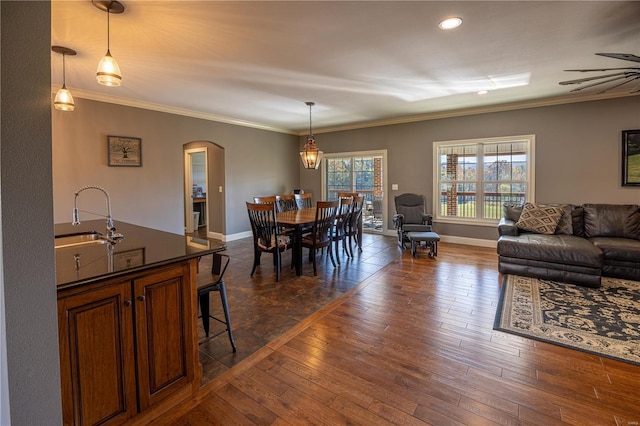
494;275;640;366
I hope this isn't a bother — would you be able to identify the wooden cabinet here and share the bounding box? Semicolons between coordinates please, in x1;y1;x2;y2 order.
58;260;198;426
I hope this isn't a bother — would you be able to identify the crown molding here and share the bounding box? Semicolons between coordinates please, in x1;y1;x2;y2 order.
308;92;640;135
52;85;637;137
51;85;297;135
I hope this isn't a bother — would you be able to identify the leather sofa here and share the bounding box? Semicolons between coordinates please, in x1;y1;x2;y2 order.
497;203;640;288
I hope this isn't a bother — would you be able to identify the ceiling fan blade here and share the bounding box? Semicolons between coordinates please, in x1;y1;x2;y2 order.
597;75;640;94
564;67;640;72
596;53;640;63
568;74;635;92
559;71;630;85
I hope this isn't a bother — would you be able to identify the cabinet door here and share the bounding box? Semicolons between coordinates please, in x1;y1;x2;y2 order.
133;262;195;410
58;281;136;426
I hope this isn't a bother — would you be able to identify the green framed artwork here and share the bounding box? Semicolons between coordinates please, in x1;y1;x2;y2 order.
622;130;640;187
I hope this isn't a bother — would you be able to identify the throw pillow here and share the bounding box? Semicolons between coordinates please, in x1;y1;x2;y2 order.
516;203;564;235
503;203;523;222
549;203;574;235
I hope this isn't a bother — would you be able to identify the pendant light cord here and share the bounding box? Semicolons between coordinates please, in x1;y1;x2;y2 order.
106;7;111;53
62;54;67;87
308;103;313;138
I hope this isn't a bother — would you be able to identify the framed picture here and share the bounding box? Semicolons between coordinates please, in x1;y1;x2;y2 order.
622;130;640;187
108;135;142;167
112;248;145;271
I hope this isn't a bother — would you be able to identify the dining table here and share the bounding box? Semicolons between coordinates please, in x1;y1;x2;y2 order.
277;207;317;276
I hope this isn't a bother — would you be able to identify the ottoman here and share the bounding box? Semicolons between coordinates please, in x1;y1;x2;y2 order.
408;231;440;258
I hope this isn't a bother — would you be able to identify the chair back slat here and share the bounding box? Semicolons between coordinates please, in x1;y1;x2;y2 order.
253;195;277;204
337;192;362;198
347;196;365;227
276;194;297;213
294;193;313;210
246;202;281;250
310;201;338;245
336;197;353;233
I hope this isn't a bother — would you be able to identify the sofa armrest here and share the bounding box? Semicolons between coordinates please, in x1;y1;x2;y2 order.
498;218;519;236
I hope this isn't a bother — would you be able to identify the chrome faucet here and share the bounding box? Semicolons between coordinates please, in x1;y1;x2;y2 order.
72;185;123;241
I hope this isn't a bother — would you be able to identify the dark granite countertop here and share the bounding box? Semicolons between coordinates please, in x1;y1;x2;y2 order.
55;220;225;289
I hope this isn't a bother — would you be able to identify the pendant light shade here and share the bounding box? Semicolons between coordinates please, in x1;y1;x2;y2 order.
52;46;76;112
300;102;324;170
93;0;125;87
96;50;122;86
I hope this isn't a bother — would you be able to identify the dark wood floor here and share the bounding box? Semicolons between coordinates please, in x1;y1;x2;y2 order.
167;231;639;425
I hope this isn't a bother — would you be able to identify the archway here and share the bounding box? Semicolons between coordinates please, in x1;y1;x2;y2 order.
183;141;225;240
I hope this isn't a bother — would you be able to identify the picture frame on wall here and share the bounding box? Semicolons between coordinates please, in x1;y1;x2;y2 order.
108;135;142;167
622;129;640;187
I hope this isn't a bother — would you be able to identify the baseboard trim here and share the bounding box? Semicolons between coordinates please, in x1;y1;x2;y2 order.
224;231;253;242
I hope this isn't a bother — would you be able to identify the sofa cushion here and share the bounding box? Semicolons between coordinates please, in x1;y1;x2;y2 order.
571;206;585;237
589;237;640;263
497;234;602;268
503;203;523;222
584;204;640;239
549;203;575;235
516;203;564;235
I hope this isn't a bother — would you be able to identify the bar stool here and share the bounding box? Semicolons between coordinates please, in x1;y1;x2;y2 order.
197;252;237;352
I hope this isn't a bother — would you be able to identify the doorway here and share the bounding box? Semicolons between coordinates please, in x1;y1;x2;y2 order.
321;150;387;232
183;141;226;240
185;148;208;235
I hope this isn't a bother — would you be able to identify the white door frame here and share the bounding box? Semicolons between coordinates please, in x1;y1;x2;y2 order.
321;149;388;233
184;147;208;234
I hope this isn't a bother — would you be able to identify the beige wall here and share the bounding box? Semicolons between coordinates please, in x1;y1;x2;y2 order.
54;94;639;242
52;98;300;235
301;96;640;241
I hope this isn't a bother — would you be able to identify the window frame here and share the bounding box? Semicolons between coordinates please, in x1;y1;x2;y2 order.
432;135;535;226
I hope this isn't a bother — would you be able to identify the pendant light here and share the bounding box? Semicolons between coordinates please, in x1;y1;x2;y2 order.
300;102;324;170
52;46;77;112
93;0;125;87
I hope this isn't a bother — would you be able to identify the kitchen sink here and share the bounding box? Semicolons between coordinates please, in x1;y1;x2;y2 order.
55;232;109;249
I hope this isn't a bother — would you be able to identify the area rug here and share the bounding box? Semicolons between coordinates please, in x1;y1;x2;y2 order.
494;275;640;366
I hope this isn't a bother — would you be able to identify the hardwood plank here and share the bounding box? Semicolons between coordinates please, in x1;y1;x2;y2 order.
163;237;640;425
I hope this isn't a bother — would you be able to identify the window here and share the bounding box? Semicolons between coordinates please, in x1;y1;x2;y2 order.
433;135;534;225
322;150;387;231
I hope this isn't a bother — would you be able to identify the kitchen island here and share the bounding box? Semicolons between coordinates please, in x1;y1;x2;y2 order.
55;220;225;426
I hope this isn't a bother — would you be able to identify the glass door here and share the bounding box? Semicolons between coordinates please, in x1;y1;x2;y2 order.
322;151;386;232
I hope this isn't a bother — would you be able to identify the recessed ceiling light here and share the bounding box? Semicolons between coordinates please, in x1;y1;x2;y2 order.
439;17;462;30
477;90;488;95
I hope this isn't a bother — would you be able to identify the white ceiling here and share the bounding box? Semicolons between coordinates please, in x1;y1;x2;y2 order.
51;1;640;134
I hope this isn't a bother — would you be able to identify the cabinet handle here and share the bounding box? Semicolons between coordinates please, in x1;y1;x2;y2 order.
124;300;132;307
137;295;145;302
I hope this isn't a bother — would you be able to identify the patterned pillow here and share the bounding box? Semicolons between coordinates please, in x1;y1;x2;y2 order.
516;203;564;235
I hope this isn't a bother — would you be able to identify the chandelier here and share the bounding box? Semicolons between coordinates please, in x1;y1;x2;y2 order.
299;102;324;170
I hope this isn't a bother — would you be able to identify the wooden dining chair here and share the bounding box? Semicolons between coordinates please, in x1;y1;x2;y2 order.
294;192;313;210
301;200;338;275
253;195;277;204
337;192;362;198
344;196;365;257
330;197;353;264
276;194;297;213
246;202;291;282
